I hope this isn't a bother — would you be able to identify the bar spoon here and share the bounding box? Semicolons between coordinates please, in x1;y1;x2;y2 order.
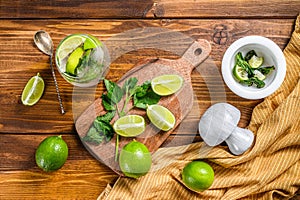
34;30;65;114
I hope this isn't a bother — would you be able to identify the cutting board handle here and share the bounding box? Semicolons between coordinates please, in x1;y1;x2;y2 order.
180;39;211;71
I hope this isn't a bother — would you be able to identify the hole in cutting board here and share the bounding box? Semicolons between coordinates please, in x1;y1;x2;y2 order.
194;48;202;56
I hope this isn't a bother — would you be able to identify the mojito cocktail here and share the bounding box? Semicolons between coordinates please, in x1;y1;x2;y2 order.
55;34;108;87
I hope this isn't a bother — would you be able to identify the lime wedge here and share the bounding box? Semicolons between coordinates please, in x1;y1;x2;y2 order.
56;35;85;65
253;70;266;81
113;115;145;137
248;55;264;69
83;38;98;50
21;73;45;106
151;74;183;96
233;65;249;81
146;104;175;131
66;46;84;75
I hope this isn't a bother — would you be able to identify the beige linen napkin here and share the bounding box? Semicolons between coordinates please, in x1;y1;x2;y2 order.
99;15;300;200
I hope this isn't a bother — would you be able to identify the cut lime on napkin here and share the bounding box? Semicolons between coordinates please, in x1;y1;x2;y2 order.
21;73;45;106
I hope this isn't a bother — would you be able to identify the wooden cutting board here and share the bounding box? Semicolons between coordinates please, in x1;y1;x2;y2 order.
75;39;211;175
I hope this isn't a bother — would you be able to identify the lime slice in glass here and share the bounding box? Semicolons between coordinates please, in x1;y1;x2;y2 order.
113;115;145;137
66;46;85;75
151;74;183;96
56;35;86;67
21;73;45;106
83;37;98;50
233;65;249;81
248;55;264;69
146;104;175;131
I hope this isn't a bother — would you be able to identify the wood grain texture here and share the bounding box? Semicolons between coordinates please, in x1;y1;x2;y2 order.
1;0;299;19
0;19;293;134
0;17;299;199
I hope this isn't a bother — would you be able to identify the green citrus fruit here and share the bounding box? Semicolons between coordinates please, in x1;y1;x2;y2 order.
35;135;68;172
119;140;152;179
151;74;183;96
56;34;85;63
21;73;45;106
113;115;145;137
146;104;175;131
66;46;85;75
182;160;214;192
248;55;264;69
233;64;249;81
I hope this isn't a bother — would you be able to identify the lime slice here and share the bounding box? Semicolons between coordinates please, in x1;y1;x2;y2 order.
248;55;264;69
83;38;98;50
253;70;266;81
66;46;85;75
113;115;145;137
151;74;183;96
146;104;175;131
233;64;249;81
21;73;45;106
56;35;86;65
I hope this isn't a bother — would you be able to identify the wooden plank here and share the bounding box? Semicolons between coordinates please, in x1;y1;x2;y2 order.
0;134;201;170
0;133;201;199
0;19;294;134
0;134;118;199
1;0;299;19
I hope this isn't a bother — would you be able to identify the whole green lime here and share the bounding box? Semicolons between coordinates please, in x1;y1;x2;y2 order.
35;135;68;172
182;160;214;192
119;140;152;179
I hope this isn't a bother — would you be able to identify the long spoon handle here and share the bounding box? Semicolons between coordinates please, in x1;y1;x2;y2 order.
50;55;65;114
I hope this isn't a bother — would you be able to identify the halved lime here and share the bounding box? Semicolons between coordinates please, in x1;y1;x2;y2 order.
248;55;264;69
66;46;85;75
151;74;183;96
233;64;249;81
146;104;175;131
56;35;86;66
21;73;45;106
113;115;145;137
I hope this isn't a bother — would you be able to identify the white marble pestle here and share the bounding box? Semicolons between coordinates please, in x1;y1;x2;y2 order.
198;103;254;155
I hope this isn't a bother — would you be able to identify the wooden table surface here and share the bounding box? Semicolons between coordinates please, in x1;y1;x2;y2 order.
1;1;300;199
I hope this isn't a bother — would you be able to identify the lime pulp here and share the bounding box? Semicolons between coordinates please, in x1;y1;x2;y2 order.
113;115;145;137
146;104;175;131
21;73;45;106
151;74;183;96
233;65;249;81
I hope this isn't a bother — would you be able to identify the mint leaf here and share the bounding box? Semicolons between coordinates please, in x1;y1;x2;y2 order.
134;90;160;109
104;79;123;104
93;113;114;142
135;81;151;97
122;77;138;95
97;111;115;122
82;126;104;145
102;94;116;111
